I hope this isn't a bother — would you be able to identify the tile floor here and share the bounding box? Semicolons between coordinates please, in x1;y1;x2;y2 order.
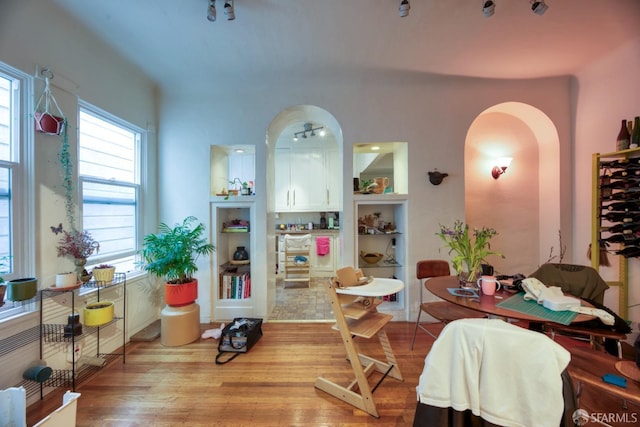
270;277;334;321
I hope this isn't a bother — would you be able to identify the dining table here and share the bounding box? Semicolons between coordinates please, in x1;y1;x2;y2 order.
425;275;595;324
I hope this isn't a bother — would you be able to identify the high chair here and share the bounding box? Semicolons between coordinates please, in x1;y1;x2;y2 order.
314;273;404;417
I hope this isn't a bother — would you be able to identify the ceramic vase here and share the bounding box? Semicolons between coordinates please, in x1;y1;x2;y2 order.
233;246;249;261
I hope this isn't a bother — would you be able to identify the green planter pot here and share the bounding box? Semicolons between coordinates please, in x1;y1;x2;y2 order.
7;277;38;301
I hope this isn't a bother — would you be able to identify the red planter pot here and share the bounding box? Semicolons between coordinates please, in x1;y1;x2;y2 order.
165;279;198;307
34;112;65;135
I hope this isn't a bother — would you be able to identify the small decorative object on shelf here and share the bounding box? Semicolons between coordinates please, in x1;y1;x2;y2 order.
436;220;503;287
64;313;82;337
360;251;383;265
222;219;249;232
617;119;631;151
93;264;116;283
55;272;77;288
233;246;249;262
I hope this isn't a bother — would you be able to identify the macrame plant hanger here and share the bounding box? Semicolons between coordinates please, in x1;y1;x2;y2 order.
34;68;66;135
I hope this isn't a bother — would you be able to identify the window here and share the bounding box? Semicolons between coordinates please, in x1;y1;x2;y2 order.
0;61;35;320
78;104;144;274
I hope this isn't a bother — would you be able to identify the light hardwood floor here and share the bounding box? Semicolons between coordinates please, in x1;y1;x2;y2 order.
25;321;638;427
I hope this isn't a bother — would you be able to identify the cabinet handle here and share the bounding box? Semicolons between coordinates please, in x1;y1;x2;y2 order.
326;189;329;204
293;190;296;206
287;190;290;206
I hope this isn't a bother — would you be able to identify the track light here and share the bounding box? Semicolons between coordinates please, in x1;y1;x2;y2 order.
399;0;410;18
224;0;235;20
482;1;495;18
531;0;549;16
207;0;216;22
293;123;325;140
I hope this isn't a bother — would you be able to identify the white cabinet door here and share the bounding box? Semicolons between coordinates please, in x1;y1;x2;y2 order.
325;149;340;211
275;149;291;211
289;149;326;211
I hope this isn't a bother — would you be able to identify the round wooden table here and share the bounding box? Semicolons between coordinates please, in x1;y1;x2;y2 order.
425;275;594;324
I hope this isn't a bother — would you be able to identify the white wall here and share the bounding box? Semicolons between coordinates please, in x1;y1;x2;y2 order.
574;37;640;333
0;0;159;398
159;72;573;320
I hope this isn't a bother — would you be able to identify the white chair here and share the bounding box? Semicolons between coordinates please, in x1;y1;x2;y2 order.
283;234;311;287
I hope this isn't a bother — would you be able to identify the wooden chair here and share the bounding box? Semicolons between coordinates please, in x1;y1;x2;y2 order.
410;260;485;350
282;234;311;287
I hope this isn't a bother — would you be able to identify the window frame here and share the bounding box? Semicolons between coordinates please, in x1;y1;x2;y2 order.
0;61;36;321
77;101;145;275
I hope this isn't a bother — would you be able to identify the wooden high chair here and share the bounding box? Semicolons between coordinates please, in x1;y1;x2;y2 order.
282;234;312;287
314;273;404;417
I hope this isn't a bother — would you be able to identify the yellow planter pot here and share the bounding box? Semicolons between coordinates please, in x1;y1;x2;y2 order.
84;301;114;326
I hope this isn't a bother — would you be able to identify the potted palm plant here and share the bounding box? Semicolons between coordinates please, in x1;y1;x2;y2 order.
138;216;215;306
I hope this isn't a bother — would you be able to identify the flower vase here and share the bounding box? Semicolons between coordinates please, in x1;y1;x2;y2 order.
74;257;87;278
233;246;249;261
458;268;481;289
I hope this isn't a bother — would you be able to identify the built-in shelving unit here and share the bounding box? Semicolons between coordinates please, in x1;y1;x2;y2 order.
212;201;256;319
354;195;407;314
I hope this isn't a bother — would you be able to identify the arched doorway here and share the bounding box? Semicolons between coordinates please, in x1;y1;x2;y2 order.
265;105;344;320
465;102;563;275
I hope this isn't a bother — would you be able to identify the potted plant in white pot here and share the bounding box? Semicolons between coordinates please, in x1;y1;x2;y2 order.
138;216;215;307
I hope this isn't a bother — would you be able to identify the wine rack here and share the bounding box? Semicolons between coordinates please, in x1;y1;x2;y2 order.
591;147;640;319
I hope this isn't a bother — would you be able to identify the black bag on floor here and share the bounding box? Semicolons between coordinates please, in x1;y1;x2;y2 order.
216;318;263;364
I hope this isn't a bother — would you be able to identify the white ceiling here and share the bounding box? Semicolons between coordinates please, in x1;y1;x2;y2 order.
50;0;640;92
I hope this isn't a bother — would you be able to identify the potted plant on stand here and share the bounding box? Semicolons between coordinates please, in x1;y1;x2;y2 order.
138;216;215;346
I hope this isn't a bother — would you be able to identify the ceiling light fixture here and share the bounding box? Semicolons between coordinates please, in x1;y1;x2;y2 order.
294;122;325;140
399;0;410;18
530;0;549;16
224;0;235;20
482;1;495;18
207;0;216;22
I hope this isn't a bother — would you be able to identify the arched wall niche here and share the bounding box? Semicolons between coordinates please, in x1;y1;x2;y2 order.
465;102;561;275
264;105;344;316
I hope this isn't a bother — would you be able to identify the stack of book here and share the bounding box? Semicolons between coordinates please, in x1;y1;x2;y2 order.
220;271;251;299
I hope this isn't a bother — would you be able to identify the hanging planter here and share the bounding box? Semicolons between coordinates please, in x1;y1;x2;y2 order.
34;68;66;136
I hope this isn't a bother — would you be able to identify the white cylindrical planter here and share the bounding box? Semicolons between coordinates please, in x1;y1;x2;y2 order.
160;303;200;347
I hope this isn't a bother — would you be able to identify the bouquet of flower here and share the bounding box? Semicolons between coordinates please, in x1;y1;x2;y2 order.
51;223;100;259
436;220;502;282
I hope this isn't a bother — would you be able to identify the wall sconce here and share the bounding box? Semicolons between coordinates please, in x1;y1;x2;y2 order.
491;157;512;179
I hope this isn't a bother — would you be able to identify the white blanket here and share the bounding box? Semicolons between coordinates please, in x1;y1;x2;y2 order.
417;318;570;427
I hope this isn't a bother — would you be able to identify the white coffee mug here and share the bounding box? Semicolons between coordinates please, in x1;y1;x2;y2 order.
477;275;502;296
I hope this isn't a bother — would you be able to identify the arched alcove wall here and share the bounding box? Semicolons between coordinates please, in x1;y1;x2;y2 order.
465;102;561;275
264;105;344;316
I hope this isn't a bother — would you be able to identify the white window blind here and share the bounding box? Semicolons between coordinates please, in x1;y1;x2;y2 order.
79;107;142;274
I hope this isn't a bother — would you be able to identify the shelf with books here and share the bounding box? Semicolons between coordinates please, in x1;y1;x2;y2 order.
211;201;256;319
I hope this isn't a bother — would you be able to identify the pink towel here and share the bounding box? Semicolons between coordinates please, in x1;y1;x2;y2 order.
316;236;330;256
